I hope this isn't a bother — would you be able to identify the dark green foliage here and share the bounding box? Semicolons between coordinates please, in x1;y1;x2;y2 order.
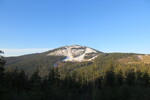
125;70;136;86
5;54;65;77
141;72;149;87
115;70;124;86
1;65;150;100
96;76;103;87
104;67;115;87
0;51;5;100
0;51;5;82
2;52;150;100
29;70;43;100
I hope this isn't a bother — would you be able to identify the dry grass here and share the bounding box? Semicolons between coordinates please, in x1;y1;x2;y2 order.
118;55;141;64
140;55;150;63
118;55;150;64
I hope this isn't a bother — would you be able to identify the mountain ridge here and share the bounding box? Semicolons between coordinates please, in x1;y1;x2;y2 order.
4;44;150;77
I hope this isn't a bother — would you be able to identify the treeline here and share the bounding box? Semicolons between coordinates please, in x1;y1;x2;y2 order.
1;66;150;100
1;52;150;100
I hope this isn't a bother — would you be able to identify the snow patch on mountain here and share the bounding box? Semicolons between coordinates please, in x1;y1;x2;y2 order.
47;45;101;61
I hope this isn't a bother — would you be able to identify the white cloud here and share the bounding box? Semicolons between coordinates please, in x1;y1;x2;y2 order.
0;48;51;57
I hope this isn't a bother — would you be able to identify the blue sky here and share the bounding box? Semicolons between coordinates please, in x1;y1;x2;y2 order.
0;0;150;56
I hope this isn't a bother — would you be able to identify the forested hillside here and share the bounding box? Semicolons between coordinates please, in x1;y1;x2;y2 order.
1;51;150;100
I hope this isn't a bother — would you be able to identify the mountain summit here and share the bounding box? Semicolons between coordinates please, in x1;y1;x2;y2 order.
47;45;102;61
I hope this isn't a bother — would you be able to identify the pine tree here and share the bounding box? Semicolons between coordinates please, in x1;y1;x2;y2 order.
135;70;142;86
0;51;6;100
125;70;136;86
142;72;149;87
104;67;115;87
29;70;42;100
115;70;124;86
0;51;5;84
17;70;28;91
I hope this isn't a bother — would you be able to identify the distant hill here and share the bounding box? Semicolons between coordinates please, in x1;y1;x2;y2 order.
4;45;150;77
4;45;102;76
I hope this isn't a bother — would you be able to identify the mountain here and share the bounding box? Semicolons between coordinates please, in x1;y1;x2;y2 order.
4;45;150;77
47;45;102;61
4;45;102;76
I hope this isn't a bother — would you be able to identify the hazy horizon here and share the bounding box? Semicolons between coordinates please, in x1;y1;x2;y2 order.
1;45;149;57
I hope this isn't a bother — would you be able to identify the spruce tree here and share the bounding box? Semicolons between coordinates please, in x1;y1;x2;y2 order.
29;70;42;100
0;51;5;99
